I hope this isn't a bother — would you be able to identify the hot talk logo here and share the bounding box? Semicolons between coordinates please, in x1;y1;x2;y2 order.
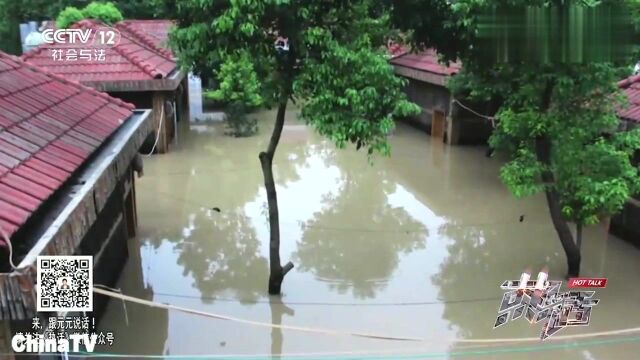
495;268;604;340
41;28;120;47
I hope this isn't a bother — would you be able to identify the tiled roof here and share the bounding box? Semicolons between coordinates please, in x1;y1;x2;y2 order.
0;51;135;243
21;19;176;83
390;49;460;76
386;42;408;59
116;20;174;58
618;75;640;123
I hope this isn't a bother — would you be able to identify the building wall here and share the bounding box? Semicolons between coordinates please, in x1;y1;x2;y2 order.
79;167;136;320
400;77;493;144
611;120;640;246
402;78;451;132
109;91;177;153
109;91;155;109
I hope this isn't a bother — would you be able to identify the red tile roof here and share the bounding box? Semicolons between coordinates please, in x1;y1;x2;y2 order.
21;19;176;83
386;42;408;59
116;20;174;58
618;75;640;123
0;51;135;243
390;49;461;76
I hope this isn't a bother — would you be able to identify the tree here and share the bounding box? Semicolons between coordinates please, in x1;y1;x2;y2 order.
56;7;84;28
207;53;263;137
171;1;420;294
447;1;640;277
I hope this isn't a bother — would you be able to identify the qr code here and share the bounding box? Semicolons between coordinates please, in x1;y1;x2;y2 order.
37;256;93;312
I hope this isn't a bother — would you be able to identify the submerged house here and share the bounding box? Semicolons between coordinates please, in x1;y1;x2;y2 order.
612;75;640;245
389;49;493;145
21;19;187;154
0;51;151;333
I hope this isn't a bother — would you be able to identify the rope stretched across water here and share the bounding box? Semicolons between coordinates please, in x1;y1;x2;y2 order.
94;287;640;344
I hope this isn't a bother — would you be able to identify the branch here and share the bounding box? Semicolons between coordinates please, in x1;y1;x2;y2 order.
282;261;294;276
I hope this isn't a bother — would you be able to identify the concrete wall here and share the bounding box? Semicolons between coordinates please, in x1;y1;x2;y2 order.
402;78;451;132
80;167;136;320
610;120;640;246
400;77;493;144
109;91;177;153
611;200;640;247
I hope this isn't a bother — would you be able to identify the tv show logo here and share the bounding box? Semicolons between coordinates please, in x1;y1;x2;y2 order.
42;28;120;46
495;268;604;340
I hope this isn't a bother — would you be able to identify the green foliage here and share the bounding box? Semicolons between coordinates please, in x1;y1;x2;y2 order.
205;52;262;138
388;0;473;62
56;7;84;28
56;2;123;28
81;2;123;24
206;52;263;108
172;0;420;157
449;0;640;225
224;103;259;138
1;0;173;54
0;0;23;53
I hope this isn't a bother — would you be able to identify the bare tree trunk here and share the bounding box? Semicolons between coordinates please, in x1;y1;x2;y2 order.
259;101;294;295
535;79;580;277
536;136;581;277
576;222;583;251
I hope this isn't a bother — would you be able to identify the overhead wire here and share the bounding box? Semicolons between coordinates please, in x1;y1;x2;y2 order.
93;287;640;346
452;98;496;128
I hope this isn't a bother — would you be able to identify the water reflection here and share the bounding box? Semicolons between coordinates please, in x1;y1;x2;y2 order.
269;296;294;358
176;210;268;303
294;169;427;298
98;238;169;355
97;111;640;358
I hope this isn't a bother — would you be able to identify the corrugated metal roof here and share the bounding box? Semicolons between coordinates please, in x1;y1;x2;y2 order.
21;19;176;83
116;20;174;58
0;51;135;244
390;49;461;76
618;75;640;123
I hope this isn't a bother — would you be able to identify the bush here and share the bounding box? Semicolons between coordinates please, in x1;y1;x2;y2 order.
82;2;123;25
56;2;123;28
225;103;258;137
56;7;84;29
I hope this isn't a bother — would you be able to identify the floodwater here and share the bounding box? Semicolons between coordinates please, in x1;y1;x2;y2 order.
98;107;640;359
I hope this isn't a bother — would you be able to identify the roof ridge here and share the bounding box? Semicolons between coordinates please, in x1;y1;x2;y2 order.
122;19;174;23
102;22;173;79
71;20;161;79
109;39;163;79
1;52;134;111
115;21;174;59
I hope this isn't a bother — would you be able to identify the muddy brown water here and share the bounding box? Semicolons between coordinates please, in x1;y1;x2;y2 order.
97;108;640;359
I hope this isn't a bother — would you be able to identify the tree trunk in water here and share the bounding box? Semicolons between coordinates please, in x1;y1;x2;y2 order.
260;101;294;295
534;79;581;278
535;136;581;277
576;223;583;251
